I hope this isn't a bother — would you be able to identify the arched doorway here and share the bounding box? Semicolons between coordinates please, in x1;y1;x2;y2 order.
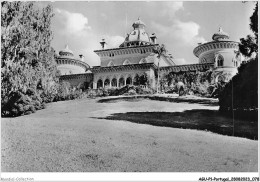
119;77;125;87
133;75;140;85
97;79;103;89
111;78;117;87
104;79;110;88
126;77;132;85
139;74;148;86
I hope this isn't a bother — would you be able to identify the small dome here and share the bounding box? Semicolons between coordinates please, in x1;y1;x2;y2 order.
128;29;150;42
132;17;146;29
59;45;74;57
212;27;230;41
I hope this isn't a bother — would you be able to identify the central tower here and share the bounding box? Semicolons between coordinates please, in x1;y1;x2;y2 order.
119;17;155;48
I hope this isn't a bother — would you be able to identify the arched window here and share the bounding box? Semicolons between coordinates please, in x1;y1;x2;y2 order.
126;77;132;85
108;61;115;67
119;77;125;87
97;79;103;88
104;79;110;87
133;75;140;85
217;55;224;67
111;78;117;87
123;59;131;65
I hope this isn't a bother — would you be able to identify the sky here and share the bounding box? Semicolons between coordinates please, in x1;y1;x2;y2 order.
37;1;256;67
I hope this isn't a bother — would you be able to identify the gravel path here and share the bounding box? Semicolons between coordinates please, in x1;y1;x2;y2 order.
1;97;258;172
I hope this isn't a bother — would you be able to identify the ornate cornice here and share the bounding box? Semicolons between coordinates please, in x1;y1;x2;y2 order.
59;73;93;80
94;44;158;57
193;41;239;58
91;63;157;73
56;57;90;70
160;63;214;73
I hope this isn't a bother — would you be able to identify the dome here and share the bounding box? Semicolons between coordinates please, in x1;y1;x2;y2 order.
212;27;230;41
119;18;153;48
132;17;146;29
128;29;150;42
59;45;74;57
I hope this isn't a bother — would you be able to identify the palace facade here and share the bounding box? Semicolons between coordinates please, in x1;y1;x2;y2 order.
56;18;243;89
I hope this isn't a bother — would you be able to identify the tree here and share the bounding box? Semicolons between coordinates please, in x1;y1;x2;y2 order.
153;44;167;93
219;2;258;114
239;2;258;58
1;2;58;116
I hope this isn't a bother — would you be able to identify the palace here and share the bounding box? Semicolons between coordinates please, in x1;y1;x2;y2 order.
56;18;243;90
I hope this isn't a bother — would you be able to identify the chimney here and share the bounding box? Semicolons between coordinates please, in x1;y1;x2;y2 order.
79;54;84;61
150;33;157;44
100;38;107;49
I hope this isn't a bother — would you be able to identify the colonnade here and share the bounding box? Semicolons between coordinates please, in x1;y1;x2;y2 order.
93;74;149;89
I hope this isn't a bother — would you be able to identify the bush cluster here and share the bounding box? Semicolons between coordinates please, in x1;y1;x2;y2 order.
162;70;217;97
86;85;155;98
219;58;258;112
1;89;46;117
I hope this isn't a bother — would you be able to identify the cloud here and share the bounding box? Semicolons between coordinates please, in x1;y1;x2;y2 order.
53;8;126;67
163;1;184;17
100;13;108;20
55;8;91;35
173;58;187;65
105;35;125;48
151;20;206;46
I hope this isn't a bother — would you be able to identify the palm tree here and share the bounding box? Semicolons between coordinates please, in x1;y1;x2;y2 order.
153;44;167;93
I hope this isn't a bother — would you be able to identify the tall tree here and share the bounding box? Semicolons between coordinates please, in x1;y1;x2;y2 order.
1;2;58;116
153;44;167;93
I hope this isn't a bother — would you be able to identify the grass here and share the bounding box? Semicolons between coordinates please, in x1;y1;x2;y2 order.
98;95;219;106
96;96;258;140
2;96;258;172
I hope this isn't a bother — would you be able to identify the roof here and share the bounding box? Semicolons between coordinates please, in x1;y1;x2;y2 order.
94;44;158;53
212;27;230;41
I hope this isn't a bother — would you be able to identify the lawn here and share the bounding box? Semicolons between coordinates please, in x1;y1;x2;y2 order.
1;95;258;172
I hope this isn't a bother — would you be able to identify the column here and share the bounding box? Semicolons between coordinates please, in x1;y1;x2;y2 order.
124;78;127;86
117;78;119;88
102;80;104;88
109;79;112;88
93;82;97;89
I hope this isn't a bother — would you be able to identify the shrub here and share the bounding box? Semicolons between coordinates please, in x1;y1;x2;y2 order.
17;104;24;112
24;111;32;115
128;89;137;95
219;58;258;112
26;88;36;96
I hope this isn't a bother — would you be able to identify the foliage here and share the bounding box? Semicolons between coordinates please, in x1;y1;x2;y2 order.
1;89;46;117
133;74;149;86
1;2;58;117
239;2;258;58
239;35;257;57
219;2;258;113
250;2;258;41
219;57;258;112
86;85;155;98
161;70;215;97
52;81;85;102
